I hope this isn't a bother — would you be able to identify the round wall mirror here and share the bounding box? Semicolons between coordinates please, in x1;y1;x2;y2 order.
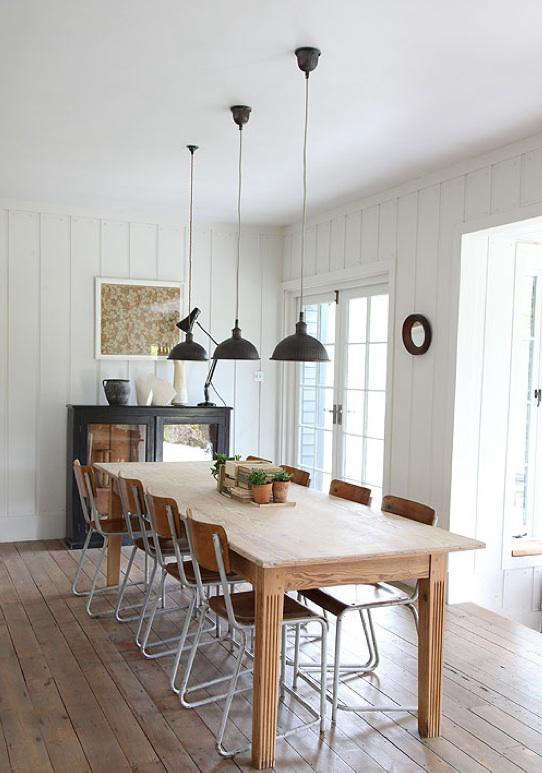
402;314;432;355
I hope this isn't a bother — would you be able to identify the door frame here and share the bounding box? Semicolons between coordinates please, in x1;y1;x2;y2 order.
277;260;395;492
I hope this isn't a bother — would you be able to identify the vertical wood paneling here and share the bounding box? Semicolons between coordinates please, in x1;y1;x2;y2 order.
329;214;346;271
409;185;440;503
0;211;9;520
465;167;491;220
344;210;362;267
70;217;100;405
360;204;379;264
101;221;129;277
389;192;417;494
39;215;70;516
128;223;159;388
282;233;293;282
316;221;330;274
378;199;397;262
157;225;183;282
9;211;40;517
522;148;542;206
491;156;521;214
260;235;282;461
304;226;317;277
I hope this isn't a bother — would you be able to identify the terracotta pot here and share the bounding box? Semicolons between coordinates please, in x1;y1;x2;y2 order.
273;480;290;503
252;482;273;505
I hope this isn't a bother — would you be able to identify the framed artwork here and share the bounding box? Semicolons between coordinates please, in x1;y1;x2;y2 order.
95;277;182;360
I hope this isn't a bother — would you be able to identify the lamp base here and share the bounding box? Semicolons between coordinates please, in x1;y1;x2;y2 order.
197;400;216;407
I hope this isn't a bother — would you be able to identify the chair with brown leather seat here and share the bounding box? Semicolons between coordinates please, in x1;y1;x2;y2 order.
297;492;437;722
72;460;144;617
329;478;371;504
144;493;241;693
183;510;328;758
281;465;311;487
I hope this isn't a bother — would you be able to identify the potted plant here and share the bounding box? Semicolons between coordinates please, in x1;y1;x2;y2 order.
248;469;273;504
211;453;240;491
272;469;292;503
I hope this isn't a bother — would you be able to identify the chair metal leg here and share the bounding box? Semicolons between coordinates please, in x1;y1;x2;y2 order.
178;607;208;708
135;560;158;646
407;602;419;633
280;627;286;701
71;528;93;596
319;618;327;734
86;540;109;618
216;630;248;758
331;615;343;723
170;593;197;693
114;544;138;621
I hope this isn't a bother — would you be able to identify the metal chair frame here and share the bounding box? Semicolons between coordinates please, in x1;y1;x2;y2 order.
184;513;329;759
71;461;146;618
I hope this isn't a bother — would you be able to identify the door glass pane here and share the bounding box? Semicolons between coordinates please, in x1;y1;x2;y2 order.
345;391;365;435
366;391;386;439
347;344;366;389
365;438;384;487
344;435;363;481
88;423;147;512
296;298;336;491
368;343;387;390
348;297;367;342
162;423;214;462
369;295;389;342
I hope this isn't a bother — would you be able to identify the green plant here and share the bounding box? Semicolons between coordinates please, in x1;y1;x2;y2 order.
248;469;271;486
211;453;240;479
273;470;292;482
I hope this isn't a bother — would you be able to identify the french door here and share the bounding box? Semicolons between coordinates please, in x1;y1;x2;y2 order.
294;285;389;499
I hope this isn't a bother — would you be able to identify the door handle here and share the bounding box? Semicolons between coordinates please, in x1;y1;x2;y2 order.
326;405;338;424
535;388;542;407
337;404;343;426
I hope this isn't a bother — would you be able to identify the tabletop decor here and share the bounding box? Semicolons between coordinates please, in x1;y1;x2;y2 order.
248;469;273;504
272;469;292;503
95;277;181;359
102;378;130;405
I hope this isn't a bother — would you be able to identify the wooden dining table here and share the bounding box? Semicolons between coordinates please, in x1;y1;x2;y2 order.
94;460;484;770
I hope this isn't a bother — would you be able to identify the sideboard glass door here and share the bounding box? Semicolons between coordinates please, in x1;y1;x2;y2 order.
159;422;216;462
87;423;148;512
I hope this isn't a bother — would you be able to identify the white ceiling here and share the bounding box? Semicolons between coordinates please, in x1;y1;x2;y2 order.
2;0;542;225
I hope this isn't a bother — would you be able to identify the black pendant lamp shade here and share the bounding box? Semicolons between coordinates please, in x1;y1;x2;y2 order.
271;47;329;363
168;145;208;362
213;106;260;361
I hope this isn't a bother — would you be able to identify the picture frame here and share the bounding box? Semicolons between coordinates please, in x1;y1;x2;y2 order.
95;277;182;360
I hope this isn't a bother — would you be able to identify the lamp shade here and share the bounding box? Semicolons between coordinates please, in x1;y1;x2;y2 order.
270;317;330;362
168;331;208;361
213;322;259;360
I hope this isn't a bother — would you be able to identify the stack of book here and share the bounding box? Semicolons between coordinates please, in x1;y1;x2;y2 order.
223;460;283;493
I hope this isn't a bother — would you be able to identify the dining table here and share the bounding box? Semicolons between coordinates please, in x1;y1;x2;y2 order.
93;460;484;770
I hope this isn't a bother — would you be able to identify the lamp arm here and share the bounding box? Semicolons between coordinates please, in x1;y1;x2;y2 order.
194;319;220;407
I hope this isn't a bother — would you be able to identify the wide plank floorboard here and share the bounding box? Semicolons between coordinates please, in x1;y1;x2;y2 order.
1;540;542;771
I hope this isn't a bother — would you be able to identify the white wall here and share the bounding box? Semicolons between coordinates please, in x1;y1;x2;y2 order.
281;132;542;614
0;201;283;541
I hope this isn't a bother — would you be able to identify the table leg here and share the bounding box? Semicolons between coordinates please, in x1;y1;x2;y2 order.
418;553;447;737
252;567;284;769
106;480;122;587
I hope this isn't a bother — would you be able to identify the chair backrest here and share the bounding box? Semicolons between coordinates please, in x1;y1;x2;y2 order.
146;493;185;540
246;455;272;463
73;459;96;525
329;479;371;505
187;508;231;574
281;465;310;488
381;495;437;526
117;476;146;516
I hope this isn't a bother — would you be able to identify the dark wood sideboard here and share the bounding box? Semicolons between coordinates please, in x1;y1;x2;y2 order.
66;404;232;548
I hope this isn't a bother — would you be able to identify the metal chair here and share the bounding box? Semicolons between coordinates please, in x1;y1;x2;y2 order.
184;511;329;758
297;493;437;721
71;460;143;617
281;465;310;487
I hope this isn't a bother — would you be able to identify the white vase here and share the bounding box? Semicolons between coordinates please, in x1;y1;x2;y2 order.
135;376;153;406
173;360;188;405
149;376;176;406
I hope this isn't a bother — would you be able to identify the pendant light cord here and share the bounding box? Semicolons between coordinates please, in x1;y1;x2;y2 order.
300;73;309;319
188;147;194;317
235;127;243;324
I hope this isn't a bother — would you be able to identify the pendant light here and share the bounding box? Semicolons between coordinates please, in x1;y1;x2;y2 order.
271;47;329;362
213;106;259;360
168;144;208;361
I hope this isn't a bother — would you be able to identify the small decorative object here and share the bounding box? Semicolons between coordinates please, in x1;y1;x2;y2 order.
272;469;292;503
149;376;176;406
248;469;273;505
102;379;130;405
173;360;188;405
95;277;181;360
135;376;153;406
212;453;241;491
402;314;432;355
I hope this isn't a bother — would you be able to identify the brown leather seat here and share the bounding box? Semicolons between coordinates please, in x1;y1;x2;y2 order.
301;583;410;617
209;590;320;625
165;560;240;585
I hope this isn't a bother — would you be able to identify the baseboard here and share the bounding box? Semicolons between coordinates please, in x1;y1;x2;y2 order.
0;513;65;542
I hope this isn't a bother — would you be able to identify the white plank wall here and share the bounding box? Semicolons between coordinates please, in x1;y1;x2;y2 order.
0;205;282;540
281;131;542;627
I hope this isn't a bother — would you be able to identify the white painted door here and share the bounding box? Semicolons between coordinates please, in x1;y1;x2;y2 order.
294;286;389;497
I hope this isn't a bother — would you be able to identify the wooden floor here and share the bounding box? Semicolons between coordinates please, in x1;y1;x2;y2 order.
1;542;542;773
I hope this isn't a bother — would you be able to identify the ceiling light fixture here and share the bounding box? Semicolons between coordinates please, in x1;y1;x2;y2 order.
168;144;208;361
271;47;329;363
213;106;260;361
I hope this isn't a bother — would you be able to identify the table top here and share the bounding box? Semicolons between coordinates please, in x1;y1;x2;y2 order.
95;461;484;568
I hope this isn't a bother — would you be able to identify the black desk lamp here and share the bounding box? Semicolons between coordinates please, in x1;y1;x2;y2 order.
176;308;220;407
